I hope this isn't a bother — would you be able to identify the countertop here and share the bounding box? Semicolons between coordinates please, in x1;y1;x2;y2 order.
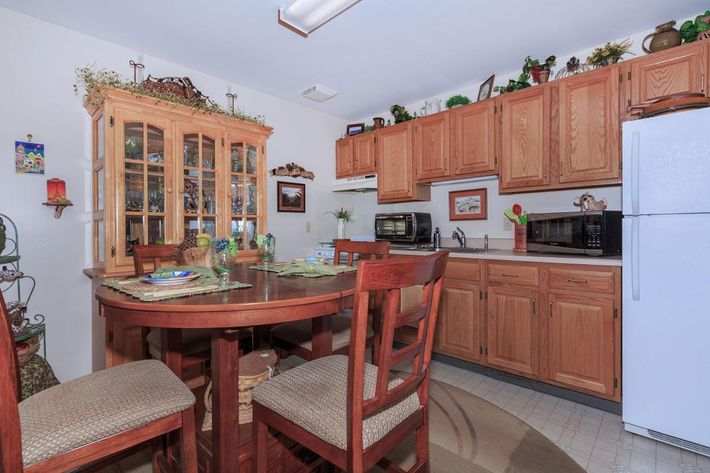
390;248;622;267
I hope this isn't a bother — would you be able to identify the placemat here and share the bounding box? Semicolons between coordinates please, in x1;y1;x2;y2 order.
249;261;356;278
103;266;251;301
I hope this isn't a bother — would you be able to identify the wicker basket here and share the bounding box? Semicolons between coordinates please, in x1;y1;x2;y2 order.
16;335;41;366
203;349;278;429
179;246;211;267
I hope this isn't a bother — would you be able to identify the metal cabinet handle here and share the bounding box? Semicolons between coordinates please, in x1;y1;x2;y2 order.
567;278;588;284
501;273;518;278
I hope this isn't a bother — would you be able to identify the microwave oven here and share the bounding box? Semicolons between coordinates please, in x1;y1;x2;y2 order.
374;212;432;244
526;210;621;256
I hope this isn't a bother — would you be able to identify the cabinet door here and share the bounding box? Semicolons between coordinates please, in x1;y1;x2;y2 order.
377;123;415;201
548;293;615;396
487;285;539;376
629;43;707;107
177;123;224;240
499;87;550;190
227;134;264;252
114;109;173;269
335;138;353;178
414;113;450;180
558;67;620;183
452;100;496;176
352;133;376;175
437;279;482;362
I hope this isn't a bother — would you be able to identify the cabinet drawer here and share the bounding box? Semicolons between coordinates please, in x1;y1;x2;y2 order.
548;267;615;293
445;259;481;281
487;263;539;286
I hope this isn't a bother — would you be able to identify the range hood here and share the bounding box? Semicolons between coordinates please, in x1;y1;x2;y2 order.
331;174;377;192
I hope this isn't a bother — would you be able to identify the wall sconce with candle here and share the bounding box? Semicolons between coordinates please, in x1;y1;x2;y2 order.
42;178;73;218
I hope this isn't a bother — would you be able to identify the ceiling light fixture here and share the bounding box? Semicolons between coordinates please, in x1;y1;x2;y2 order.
278;0;362;37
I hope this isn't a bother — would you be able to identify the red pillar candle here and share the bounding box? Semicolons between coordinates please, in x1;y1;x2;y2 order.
46;178;66;203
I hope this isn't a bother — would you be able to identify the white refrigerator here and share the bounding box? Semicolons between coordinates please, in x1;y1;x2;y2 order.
622;107;710;456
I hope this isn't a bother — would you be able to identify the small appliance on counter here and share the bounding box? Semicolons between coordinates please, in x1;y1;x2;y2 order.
375;212;432;245
525;210;621;256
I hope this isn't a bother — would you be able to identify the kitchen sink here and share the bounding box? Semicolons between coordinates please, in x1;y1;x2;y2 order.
396;246;496;254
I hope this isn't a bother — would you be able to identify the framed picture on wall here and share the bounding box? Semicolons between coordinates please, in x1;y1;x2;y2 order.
449;188;487;220
277;181;306;213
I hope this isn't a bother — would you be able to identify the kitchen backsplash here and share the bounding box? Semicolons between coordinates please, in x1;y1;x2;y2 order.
339;179;621;241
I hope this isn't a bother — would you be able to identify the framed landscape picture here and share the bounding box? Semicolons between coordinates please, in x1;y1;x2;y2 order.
277;181;305;212
449;188;487;220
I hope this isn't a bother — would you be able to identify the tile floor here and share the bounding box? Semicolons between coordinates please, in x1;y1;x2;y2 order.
428;360;710;473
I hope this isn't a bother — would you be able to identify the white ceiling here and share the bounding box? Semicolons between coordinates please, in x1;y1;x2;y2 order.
1;0;703;120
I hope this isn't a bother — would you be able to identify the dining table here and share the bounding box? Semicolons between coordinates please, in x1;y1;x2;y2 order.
95;262;358;473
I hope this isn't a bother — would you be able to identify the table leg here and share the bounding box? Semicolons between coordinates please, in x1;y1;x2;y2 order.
212;328;241;473
161;329;183;469
311;315;333;359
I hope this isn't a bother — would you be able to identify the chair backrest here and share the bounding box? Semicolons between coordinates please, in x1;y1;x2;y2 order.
346;251;448;453
333;240;390;266
0;291;23;472
132;244;179;276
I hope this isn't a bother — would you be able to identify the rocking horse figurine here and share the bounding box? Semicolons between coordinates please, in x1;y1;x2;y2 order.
573;193;607;211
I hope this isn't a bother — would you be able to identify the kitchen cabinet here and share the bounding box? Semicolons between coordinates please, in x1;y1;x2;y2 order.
451;100;496;177
352;132;377;175
499;85;551;191
627;42;708;112
548;293;616;396
558;66;621;183
335;137;354;178
414;112;450;180
376;122;430;203
85;86;271;275
486;284;540;377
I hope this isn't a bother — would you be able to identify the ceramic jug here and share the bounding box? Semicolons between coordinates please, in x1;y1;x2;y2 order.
643;21;682;54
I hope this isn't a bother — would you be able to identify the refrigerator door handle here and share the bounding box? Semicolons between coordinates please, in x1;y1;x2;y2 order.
631;131;640;215
631;217;640;301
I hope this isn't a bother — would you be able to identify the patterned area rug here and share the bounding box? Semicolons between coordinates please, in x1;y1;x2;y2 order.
101;375;584;473
382;378;585;473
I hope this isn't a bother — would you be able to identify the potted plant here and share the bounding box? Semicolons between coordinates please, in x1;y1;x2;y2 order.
326;208;352;239
445;95;471;109
526;55;556;84
587;39;634;67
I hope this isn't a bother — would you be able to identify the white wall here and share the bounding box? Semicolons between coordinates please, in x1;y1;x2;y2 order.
0;7;348;381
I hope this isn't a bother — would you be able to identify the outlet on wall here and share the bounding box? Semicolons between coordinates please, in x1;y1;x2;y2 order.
503;217;513;231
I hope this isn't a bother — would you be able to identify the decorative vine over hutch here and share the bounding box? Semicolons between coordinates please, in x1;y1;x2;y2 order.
85;87;272;274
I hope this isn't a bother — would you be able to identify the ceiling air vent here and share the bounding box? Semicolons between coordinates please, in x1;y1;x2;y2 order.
301;84;338;102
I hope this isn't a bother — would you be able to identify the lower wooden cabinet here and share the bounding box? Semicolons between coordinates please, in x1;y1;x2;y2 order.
437;279;482;362
486;285;539;377
548;293;616;397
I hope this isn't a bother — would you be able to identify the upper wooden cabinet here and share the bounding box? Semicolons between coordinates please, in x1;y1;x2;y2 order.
85;86;272;275
376;123;430;203
558;66;620;183
352;133;377;175
627;42;708;110
451;100;496;177
499;86;551;191
335;138;354;178
414;112;450;180
336;133;376;178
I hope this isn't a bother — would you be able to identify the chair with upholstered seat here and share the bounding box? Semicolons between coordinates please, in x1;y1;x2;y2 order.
133;244;251;386
269;240;390;361
252;251;448;473
0;291;197;473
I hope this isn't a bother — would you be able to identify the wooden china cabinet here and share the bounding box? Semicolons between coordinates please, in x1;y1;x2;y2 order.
85;87;272;275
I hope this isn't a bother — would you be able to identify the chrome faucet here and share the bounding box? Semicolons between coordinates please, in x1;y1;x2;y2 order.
452;227;466;248
484;234;489;251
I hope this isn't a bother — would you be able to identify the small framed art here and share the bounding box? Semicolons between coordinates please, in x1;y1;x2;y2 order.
449;188;487;220
477;74;495;102
277;181;306;213
346;123;365;136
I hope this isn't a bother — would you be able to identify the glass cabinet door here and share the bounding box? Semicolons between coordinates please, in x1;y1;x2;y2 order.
114;111;172;268
92;114;106;266
229;139;261;250
179;128;221;238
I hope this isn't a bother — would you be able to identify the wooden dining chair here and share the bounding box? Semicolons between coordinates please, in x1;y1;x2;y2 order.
0;291;198;473
269;240;390;361
252;251;448;473
133;244;251;387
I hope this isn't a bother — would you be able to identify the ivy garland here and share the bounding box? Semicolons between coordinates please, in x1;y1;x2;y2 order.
74;65;265;126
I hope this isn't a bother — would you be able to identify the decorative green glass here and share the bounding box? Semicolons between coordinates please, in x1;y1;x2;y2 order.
256;233;275;264
211;237;238;274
